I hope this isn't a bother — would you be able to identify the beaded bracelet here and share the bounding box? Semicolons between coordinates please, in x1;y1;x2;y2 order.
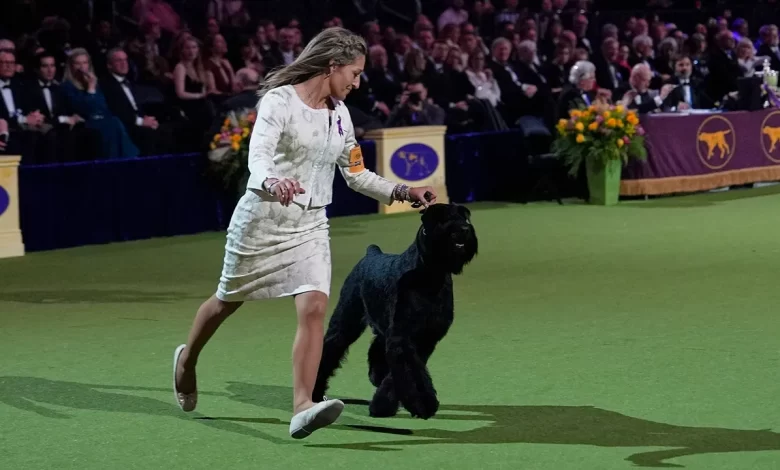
392;183;412;202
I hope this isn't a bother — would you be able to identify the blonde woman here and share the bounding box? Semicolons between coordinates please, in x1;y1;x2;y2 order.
172;37;216;134
172;27;437;439
61;48;139;158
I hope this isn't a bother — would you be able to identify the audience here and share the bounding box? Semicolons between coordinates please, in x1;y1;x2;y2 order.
0;0;779;166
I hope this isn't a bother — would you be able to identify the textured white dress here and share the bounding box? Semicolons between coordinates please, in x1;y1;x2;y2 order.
216;85;399;301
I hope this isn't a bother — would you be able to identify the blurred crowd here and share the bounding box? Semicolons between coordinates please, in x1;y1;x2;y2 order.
0;0;779;164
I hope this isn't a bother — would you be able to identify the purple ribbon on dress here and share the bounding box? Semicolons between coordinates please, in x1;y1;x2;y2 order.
337;116;343;136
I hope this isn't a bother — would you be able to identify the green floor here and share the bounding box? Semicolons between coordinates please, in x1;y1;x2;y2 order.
3;188;780;469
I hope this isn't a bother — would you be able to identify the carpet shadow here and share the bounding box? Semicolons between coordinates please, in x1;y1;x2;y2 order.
306;402;780;467
0;376;290;444
220;382;780;466
0;289;196;304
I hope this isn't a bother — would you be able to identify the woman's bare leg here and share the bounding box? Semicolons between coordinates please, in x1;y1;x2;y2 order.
176;294;243;394
292;291;328;414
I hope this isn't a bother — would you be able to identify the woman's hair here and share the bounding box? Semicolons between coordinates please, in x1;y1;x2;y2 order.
258;27;367;97
174;36;208;84
63;48;94;91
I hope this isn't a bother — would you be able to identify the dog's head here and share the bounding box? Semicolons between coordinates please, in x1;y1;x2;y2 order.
418;203;478;275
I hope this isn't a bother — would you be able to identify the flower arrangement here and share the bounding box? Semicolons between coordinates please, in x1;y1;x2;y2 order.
208;108;256;192
551;103;647;176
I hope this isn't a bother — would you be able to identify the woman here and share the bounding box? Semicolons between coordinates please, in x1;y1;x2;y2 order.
173;36;216;136
172;27;437;438
465;51;501;107
61;48;139;159
204;33;236;94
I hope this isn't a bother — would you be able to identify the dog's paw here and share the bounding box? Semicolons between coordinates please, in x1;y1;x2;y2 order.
369;395;399;418
402;392;439;420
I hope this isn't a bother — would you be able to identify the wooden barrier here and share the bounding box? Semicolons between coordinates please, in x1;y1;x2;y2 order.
0;155;24;258
364;125;449;214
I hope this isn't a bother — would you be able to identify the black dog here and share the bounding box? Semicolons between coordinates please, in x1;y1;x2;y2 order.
312;203;478;419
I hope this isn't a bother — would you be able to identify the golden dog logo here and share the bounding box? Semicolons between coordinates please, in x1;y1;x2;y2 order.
698;130;731;160
760;111;780;163
696;116;736;170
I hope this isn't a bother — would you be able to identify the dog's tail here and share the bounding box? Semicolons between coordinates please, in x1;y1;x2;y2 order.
366;244;383;256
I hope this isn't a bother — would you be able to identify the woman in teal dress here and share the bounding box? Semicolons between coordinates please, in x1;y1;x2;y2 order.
61;48;139;159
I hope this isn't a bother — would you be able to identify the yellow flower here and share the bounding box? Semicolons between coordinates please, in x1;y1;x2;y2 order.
602;111;611;119
576;133;585;143
213;133;221;142
617;138;625;148
606;118;617;128
616;119;624;128
588;121;599;131
231;142;240;151
575;122;584;131
588;105;596;112
210;142;217;150
615;104;625;113
570;109;582;118
242;127;250;138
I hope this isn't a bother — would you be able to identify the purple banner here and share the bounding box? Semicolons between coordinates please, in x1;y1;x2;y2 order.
621;108;780;194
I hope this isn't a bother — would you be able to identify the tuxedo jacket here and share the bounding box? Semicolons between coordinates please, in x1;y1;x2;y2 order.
24;79;74;125
0;77;33;130
661;76;712;110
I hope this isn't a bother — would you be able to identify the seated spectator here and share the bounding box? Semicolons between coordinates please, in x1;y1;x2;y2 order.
487;37;536;124
221;67;260;112
661;54;712;111
736;38;761;78
557;60;601;120
542;43;572;97
103;47;179;156
386;80;445;127
232;37;264;76
61;48;139;159
0;49;50;163
705;30;741;104
126;14;172;88
172;37;216;137
27;50;101;162
365;44;401;114
756;25;780;71
618;63;673;114
465;50;501;107
204;34;236;94
594;37;629;100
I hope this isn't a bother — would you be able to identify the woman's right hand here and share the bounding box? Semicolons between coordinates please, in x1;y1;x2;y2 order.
266;177;306;206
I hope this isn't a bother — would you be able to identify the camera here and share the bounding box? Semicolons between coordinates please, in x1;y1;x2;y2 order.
408;92;422;105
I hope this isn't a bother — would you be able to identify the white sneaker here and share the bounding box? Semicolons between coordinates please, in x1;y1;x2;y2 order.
172;344;197;412
289;399;344;439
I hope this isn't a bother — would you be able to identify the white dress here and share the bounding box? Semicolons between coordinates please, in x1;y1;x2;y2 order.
216;85;399;301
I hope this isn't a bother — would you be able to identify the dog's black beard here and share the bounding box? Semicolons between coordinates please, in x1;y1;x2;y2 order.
415;224;478;275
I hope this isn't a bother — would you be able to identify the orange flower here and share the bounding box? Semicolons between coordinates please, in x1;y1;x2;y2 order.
588;121;599;131
606;118;617;128
576;133;585;143
575;122;585;131
231;142;240;151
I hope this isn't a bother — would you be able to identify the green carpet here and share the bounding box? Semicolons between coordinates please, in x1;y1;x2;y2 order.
3;188;780;469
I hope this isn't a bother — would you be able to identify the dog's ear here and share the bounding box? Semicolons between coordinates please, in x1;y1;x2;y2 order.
457;205;471;220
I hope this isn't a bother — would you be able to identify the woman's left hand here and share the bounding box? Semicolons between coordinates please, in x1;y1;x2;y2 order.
409;186;437;208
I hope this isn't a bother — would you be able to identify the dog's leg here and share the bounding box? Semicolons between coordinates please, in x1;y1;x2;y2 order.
367;334;389;387
385;332;439;420
312;294;367;402
369;374;400;417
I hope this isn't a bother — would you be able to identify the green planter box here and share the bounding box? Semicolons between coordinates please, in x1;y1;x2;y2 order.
585;158;622;205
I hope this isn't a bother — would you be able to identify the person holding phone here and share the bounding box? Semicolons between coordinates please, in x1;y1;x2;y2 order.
386;80;446;127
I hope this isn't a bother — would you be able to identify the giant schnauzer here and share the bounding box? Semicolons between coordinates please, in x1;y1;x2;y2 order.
312;203;478;419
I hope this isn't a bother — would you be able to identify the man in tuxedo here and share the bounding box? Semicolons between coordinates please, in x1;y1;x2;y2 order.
756;25;780;72
619;63;674;114
25;51;100;162
706;30;741;106
0;50;47;163
488;37;537;125
594;37;629;100
662;54;713;111
102;48;169;156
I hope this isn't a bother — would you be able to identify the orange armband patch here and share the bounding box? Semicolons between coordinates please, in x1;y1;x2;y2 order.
348;145;365;173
